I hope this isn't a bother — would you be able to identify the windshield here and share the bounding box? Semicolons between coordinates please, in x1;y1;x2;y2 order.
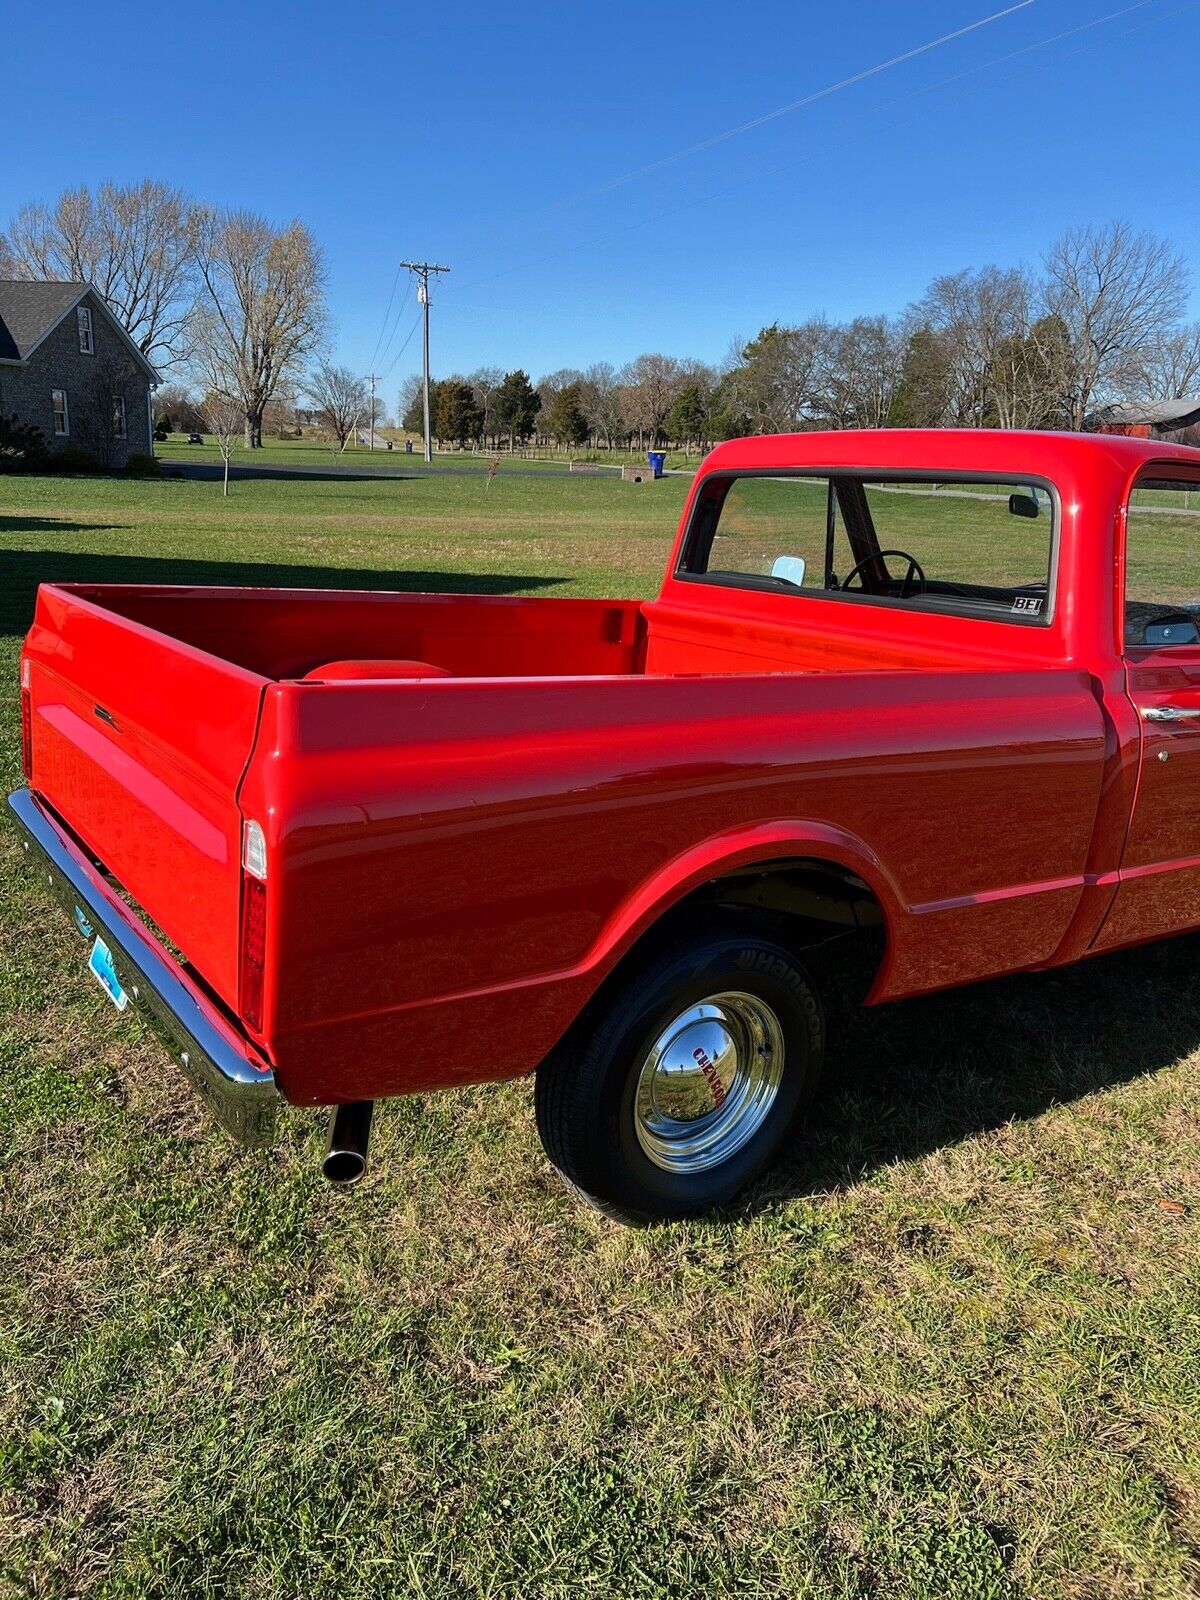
682;473;1056;623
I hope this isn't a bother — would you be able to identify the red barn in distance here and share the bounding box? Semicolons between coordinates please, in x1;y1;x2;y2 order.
1091;396;1200;446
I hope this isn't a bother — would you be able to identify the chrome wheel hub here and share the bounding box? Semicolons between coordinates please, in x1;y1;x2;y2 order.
633;991;785;1174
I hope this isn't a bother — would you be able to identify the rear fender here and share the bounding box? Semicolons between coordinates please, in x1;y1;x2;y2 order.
578;818;903;998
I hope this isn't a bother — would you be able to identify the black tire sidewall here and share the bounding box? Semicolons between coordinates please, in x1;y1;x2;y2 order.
576;933;823;1220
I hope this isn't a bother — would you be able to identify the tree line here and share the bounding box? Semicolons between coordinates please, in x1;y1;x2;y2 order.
402;223;1200;452
4;184;1196;454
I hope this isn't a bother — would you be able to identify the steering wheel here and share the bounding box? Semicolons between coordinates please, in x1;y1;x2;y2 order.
839;548;926;599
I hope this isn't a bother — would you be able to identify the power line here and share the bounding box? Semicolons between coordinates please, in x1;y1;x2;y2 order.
375;278;412;369
455;0;1170;300
505;0;1037;227
380;309;423;381
367;258;404;371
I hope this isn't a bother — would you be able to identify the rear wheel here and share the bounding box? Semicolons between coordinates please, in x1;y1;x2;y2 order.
534;926;824;1224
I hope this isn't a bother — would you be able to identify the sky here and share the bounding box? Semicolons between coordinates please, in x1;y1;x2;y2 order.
6;0;1200;407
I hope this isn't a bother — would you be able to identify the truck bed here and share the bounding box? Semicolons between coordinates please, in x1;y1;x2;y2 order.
21;580;1106;1113
50;585;651;680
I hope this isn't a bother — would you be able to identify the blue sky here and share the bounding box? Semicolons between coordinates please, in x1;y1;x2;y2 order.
7;0;1199;405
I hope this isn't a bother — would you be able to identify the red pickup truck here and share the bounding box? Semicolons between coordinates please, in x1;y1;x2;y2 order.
10;429;1200;1221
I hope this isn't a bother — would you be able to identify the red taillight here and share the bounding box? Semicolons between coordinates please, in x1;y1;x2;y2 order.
240;874;267;1033
20;658;32;779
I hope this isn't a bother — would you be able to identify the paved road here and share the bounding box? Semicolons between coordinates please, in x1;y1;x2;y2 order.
170;459;571;483
168;459;696;485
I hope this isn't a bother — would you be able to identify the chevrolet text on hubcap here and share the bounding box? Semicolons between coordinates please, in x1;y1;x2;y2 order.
633;991;785;1174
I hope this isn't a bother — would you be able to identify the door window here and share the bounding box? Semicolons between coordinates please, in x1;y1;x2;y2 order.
1124;478;1200;648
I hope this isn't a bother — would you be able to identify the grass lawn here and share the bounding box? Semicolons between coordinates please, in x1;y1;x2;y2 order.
1;466;1199;1599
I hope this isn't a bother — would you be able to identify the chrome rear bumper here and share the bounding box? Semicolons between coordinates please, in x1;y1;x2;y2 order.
6;787;278;1147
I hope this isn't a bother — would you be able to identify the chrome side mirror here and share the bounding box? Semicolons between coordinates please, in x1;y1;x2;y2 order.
770;555;807;587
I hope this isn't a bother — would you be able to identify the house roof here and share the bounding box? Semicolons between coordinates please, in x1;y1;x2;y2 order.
0;280;88;361
0;279;159;382
1093;397;1200;429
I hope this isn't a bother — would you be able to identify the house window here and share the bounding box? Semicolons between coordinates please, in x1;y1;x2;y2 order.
51;389;69;436
112;394;127;439
77;306;94;355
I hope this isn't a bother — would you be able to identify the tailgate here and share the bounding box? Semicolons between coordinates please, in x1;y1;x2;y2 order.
22;584;267;1012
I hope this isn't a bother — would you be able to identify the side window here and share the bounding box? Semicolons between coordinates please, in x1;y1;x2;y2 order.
700;476;831;588
77;306;93;355
51;389;69;437
112;394;127;439
1125;478;1200;648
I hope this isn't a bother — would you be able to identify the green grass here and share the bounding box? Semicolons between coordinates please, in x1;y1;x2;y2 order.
2;468;1199;1599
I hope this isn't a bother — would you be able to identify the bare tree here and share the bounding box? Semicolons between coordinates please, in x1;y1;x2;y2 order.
817;316;905;429
192;209;326;448
468;366;505;448
263;379;299;440
201;389;243;496
580;361;622;448
623;353;684;446
1044;221;1189;428
1121;322;1200;402
912;267;1032;426
732;321;830;433
154;383;205;435
303;361;367;451
990;313;1073;430
1;180;199;368
398;374;423;434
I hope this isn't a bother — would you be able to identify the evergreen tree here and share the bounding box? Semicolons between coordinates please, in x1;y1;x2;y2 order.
494;369;541;448
544;382;589;447
434;380;484;447
667;382;705;447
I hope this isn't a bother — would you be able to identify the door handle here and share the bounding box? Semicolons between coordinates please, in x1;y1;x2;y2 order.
1140;705;1200;722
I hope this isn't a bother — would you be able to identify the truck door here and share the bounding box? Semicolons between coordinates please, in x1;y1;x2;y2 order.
1096;470;1200;949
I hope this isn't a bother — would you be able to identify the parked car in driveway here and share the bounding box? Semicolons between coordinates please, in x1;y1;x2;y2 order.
11;429;1200;1221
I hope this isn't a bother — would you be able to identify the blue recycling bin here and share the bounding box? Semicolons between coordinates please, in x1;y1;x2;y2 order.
405;439;414;454
647;451;666;478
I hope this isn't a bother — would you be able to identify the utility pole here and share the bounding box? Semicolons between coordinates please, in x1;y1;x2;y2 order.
399;260;450;463
365;373;379;448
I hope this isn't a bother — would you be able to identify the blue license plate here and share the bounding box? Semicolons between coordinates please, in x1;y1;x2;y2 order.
88;935;129;1011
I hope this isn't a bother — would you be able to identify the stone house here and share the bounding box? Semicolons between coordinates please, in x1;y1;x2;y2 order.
0;280;159;467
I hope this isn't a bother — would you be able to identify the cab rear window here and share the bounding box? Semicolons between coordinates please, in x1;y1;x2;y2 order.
680;472;1056;623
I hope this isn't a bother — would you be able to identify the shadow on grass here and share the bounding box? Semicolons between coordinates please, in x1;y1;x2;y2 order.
171;461;426;484
0;546;568;636
747;930;1200;1214
0;517;132;534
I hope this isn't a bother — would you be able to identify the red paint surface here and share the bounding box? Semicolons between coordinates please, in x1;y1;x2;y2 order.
19;429;1200;1108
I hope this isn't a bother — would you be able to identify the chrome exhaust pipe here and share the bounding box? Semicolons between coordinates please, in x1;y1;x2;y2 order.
323;1100;374;1185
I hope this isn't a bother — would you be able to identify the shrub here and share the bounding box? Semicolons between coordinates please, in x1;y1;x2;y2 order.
0;412;48;472
49;446;102;475
125;452;161;477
